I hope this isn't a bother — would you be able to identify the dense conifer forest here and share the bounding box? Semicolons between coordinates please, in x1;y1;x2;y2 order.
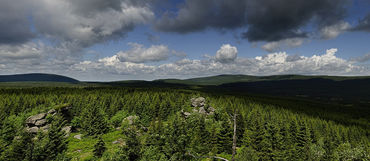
0;86;369;161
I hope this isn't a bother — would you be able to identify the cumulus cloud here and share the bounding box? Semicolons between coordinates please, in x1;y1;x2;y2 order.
155;0;349;42
261;38;305;52
215;44;238;63
117;43;170;63
71;48;366;80
320;21;351;39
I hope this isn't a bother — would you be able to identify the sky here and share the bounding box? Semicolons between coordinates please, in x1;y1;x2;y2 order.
0;0;370;81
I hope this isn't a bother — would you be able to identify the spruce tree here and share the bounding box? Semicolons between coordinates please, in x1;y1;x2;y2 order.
81;103;108;135
216;120;233;154
45;114;68;161
93;136;106;158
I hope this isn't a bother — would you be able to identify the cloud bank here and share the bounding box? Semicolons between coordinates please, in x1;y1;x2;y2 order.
71;46;366;80
155;0;350;42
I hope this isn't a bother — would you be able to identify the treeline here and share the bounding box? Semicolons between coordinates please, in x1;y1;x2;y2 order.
0;87;369;160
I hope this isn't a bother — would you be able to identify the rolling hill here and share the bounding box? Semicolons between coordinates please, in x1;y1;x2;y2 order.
155;74;370;85
0;73;79;83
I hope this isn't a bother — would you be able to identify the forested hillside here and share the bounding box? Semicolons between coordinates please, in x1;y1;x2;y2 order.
0;73;79;83
0;87;369;160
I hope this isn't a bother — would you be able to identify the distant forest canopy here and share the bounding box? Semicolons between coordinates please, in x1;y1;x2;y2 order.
0;87;369;160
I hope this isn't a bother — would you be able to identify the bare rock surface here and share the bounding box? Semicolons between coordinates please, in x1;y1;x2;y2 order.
26;127;39;133
184;97;216;117
35;119;47;126
74;134;82;140
62;126;72;137
26;113;46;125
191;97;205;107
25;105;72;135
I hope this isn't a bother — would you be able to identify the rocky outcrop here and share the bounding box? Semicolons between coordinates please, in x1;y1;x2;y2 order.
191;97;206;107
183;97;215;118
25;113;48;133
25;105;72;134
26;113;47;125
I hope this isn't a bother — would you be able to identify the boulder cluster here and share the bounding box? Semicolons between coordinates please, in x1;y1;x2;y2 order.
25;106;71;136
182;97;215;117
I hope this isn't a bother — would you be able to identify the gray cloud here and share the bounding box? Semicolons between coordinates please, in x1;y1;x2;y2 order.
351;53;370;63
0;0;34;45
319;21;350;39
261;38;305;52
353;13;370;32
155;0;349;42
32;0;154;48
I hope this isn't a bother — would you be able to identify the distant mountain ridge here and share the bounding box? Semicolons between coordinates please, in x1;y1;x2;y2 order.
155;74;370;85
0;73;79;83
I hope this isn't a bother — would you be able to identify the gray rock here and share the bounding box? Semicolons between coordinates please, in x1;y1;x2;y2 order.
123;115;139;125
40;124;50;132
26;127;39;133
62;126;72;137
112;138;124;145
184;112;191;117
47;109;56;114
74;134;82;140
35;119;47;126
199;107;207;114
191;97;205;107
208;106;215;113
26;113;47;125
192;108;198;113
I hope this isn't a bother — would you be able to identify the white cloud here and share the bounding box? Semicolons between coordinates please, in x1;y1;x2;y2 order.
261;38;305;52
117;43;170;63
215;44;238;63
320;21;350;39
71;48;367;80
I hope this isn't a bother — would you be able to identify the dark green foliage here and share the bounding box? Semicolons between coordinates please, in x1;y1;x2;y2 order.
1;131;33;161
216;119;233;154
0;87;368;160
122;128;141;161
44;114;68;160
81;103;109;135
0;117;15;146
93;136;106;158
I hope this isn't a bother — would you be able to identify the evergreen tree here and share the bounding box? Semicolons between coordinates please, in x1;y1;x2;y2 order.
81;103;108;135
163;114;189;160
122;128;141;161
93;136;106;158
216;119;233;154
1;131;33;161
44;114;68;161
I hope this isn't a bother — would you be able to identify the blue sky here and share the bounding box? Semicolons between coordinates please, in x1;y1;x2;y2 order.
0;0;369;81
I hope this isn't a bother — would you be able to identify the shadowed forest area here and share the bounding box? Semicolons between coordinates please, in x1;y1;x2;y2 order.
0;81;369;160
